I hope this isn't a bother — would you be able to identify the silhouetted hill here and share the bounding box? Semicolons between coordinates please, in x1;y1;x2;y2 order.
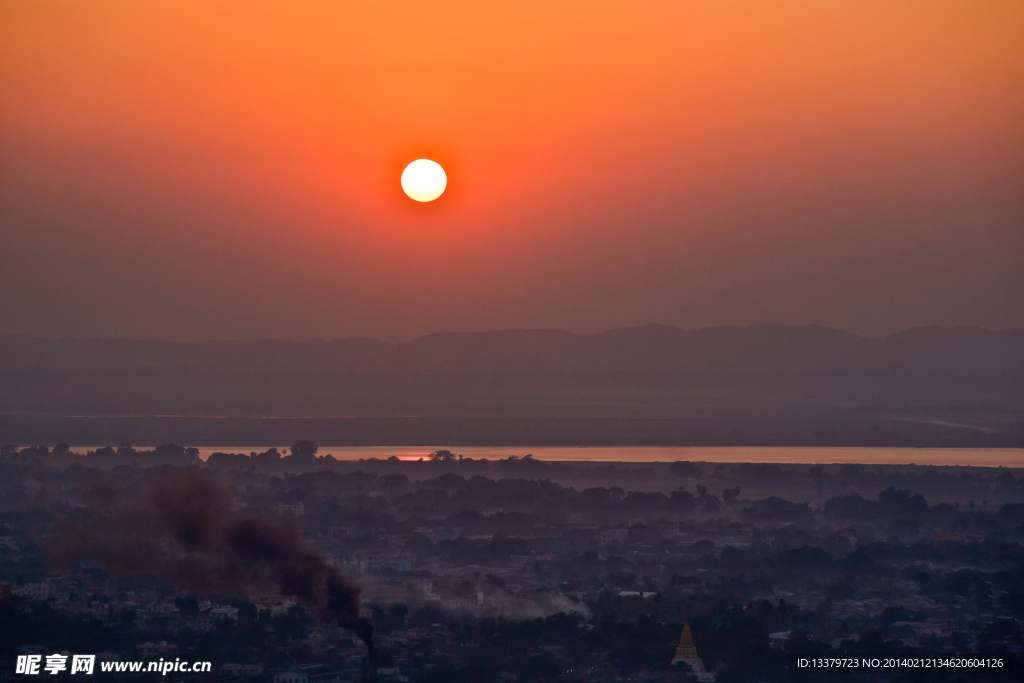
0;325;1021;418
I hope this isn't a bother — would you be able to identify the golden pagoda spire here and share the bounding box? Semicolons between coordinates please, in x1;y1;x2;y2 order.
671;621;707;673
675;622;699;658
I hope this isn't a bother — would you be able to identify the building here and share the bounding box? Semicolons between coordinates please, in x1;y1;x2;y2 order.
672;623;715;681
376;666;408;682
442;596;478;611
353;550;411;573
277;502;305;516
769;630;792;649
658;520;684;537
138;642;178;658
890;620;967;639
386;558;412;572
354;549;388;571
15;584;49;600
598;528;628;545
274;671;309;683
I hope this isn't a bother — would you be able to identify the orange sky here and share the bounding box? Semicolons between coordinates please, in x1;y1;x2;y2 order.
1;0;1022;340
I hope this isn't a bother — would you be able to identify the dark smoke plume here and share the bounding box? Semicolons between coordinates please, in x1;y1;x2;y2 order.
47;473;373;650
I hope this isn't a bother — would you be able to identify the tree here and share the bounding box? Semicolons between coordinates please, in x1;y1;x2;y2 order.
670;488;696;511
878;486;927;515
670;461;703;478
809;466;825;511
430;449;462;461
174;594;200;619
581;487;611;506
385;603;409;631
290;441;319;458
253;447;282;464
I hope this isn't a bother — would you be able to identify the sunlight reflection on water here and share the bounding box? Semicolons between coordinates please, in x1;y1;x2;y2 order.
183;446;1024;467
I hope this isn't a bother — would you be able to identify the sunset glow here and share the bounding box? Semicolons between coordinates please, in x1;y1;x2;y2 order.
0;0;1021;341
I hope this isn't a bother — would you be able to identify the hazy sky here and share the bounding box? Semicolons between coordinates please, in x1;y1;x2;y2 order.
2;1;1022;341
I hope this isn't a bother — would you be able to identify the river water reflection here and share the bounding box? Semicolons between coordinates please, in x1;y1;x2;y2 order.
190;446;1024;467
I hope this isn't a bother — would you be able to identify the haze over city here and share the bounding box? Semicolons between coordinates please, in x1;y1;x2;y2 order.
1;3;1023;683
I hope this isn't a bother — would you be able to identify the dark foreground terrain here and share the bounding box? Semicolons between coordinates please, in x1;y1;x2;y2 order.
0;444;1022;682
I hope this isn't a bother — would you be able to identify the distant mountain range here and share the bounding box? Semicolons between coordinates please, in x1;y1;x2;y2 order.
1;324;1021;419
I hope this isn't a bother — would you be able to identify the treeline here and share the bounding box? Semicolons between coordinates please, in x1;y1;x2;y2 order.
0;443;201;467
3;442;1023;494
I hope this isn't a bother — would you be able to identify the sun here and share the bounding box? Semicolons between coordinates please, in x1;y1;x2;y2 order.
401;159;447;202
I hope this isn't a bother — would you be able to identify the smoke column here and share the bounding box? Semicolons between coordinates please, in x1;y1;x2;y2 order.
48;473;374;650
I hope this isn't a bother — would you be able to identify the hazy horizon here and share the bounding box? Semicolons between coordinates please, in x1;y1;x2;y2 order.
4;321;1024;345
43;445;1024;469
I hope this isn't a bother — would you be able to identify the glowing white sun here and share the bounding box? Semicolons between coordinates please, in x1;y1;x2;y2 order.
401;159;447;202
